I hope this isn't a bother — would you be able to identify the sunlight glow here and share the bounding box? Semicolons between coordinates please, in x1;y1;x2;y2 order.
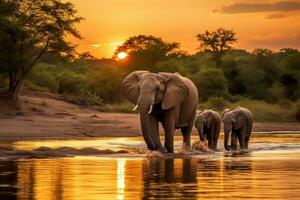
117;52;128;60
117;159;126;200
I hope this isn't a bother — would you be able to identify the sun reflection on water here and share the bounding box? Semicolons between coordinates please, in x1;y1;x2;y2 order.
117;159;126;200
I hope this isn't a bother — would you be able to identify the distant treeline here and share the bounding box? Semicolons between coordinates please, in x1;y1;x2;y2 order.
21;47;300;103
6;44;298;122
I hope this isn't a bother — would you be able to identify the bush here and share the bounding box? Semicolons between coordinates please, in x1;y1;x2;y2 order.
277;99;294;109
58;73;88;94
27;64;59;92
192;68;228;101
199;99;297;122
231;99;296;122
100;102;134;113
62;92;103;107
199;97;230;112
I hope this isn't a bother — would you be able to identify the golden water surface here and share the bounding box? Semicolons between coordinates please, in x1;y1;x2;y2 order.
0;134;300;199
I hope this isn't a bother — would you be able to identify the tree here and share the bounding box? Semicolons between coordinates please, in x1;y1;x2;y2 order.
191;68;228;101
114;35;184;71
196;28;237;68
0;0;82;109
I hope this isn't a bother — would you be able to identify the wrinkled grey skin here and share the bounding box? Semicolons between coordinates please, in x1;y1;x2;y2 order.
121;71;198;153
194;109;221;151
222;107;253;151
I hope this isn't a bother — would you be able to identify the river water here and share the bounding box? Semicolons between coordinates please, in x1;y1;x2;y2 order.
0;134;300;199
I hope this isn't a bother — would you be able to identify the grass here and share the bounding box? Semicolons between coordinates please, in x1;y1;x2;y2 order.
100;102;135;113
199;98;297;122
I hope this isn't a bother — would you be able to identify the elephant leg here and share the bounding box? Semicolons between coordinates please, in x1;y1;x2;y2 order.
162;116;176;153
213;137;218;151
149;115;166;152
245;137;250;149
163;125;175;153
181;125;192;148
238;128;246;150
208;126;215;150
245;121;253;150
181;112;195;148
208;134;213;150
231;130;238;150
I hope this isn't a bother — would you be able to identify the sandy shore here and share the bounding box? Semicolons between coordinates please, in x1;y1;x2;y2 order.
0;91;300;141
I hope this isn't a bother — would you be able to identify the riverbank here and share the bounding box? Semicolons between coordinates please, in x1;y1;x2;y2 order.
0;91;300;141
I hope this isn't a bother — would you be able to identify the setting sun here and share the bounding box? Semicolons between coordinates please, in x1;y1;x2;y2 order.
117;52;128;60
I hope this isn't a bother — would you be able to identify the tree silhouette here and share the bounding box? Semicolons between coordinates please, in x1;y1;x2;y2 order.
114;35;184;70
0;0;82;109
196;28;237;68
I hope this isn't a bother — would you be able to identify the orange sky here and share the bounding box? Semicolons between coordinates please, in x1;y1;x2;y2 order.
69;0;300;58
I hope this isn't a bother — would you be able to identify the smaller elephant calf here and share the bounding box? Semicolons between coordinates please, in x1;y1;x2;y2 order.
194;109;221;151
222;106;253;151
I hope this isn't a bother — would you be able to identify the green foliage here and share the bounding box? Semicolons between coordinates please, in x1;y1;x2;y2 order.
199;97;230;112
192;68;228;101
22;44;300;122
27;63;59;92
231;100;296;122
63;92;103;107
100;102;134;113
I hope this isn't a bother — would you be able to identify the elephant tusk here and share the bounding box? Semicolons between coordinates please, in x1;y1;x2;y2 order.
148;105;153;114
132;104;139;111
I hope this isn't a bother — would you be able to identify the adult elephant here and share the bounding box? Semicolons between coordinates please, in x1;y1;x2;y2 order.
121;71;198;153
222;106;253;151
194;109;221;151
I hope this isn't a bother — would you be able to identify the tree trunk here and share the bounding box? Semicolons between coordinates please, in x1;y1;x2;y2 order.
215;55;222;68
0;77;23;110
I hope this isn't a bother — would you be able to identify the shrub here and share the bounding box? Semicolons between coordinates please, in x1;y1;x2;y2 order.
62;92;103;107
199;97;230;112
58;74;87;94
231;99;296;122
192;68;228;101
100;102;134;113
277;99;294;109
27;64;59;92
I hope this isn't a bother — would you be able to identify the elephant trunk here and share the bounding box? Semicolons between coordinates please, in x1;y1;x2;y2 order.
224;124;231;151
139;105;155;150
197;125;206;142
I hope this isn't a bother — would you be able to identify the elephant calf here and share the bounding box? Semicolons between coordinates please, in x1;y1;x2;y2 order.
222;106;253;151
194;109;221;151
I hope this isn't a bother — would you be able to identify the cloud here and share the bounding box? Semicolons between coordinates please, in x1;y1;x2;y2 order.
265;13;288;19
214;1;300;14
91;44;102;48
91;42;122;48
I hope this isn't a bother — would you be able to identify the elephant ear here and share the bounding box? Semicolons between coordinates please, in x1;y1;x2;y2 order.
221;108;231;118
121;71;148;104
231;110;242;129
159;72;189;110
205;111;214;129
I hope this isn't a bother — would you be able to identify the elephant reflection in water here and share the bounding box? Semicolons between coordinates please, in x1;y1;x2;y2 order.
142;158;197;199
0;161;18;198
